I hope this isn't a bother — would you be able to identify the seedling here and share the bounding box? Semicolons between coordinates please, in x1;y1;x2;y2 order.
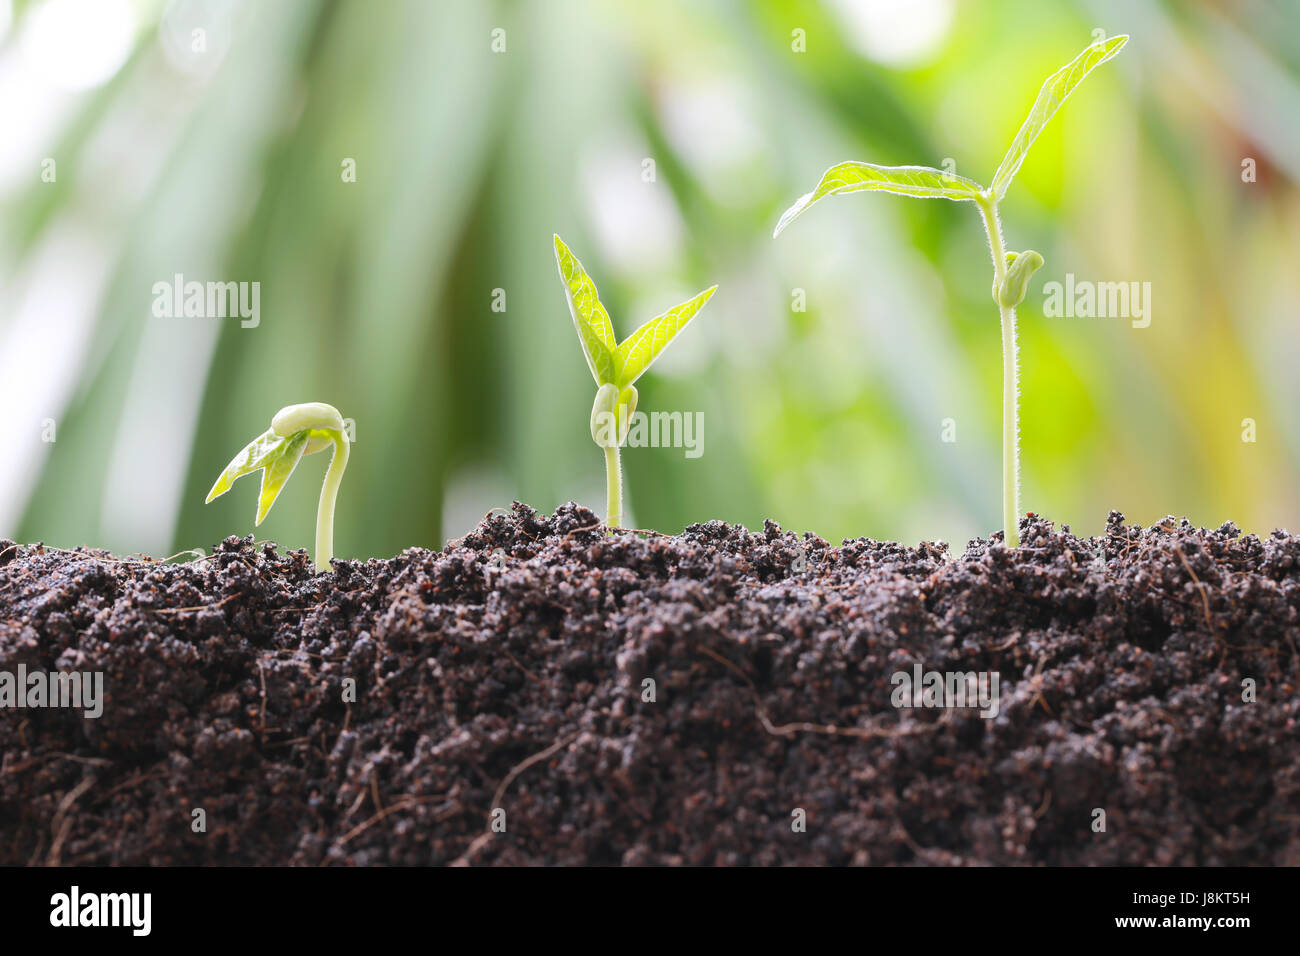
553;234;717;530
205;402;351;572
774;36;1128;547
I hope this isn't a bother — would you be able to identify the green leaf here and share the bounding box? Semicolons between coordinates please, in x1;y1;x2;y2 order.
773;162;984;237
989;35;1129;200
205;428;288;502
255;430;308;525
553;234;617;385
614;286;717;388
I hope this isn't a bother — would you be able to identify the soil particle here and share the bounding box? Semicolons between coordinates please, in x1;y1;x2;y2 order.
1;505;1297;865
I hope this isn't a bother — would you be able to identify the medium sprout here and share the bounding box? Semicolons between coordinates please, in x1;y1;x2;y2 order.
553;234;716;530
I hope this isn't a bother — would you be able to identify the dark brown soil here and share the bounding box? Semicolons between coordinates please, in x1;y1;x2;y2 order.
1;504;1297;865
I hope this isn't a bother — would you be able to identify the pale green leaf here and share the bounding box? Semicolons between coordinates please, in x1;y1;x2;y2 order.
553;234;617;385
989;35;1129;200
255;431;308;525
773;162;984;237
205;428;288;502
614;286;717;387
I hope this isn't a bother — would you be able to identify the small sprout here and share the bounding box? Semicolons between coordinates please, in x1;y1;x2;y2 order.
553;234;716;530
774;36;1128;546
205;402;351;572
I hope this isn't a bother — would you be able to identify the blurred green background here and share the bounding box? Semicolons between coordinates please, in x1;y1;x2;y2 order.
2;0;1298;560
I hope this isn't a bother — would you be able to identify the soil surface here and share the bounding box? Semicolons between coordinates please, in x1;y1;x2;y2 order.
1;505;1297;865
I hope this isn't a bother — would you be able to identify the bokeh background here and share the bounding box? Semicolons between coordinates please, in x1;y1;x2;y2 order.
2;0;1297;560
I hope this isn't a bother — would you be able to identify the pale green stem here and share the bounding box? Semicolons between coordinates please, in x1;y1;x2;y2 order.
604;443;623;531
976;194;1020;548
315;433;349;572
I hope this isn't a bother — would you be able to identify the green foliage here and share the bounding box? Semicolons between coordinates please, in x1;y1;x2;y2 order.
12;2;1198;557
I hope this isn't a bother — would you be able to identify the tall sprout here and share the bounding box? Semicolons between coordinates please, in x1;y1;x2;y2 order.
774;36;1129;547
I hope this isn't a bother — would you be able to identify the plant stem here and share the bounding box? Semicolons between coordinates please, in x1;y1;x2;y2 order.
315;433;349;572
976;194;1020;548
604;443;623;531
